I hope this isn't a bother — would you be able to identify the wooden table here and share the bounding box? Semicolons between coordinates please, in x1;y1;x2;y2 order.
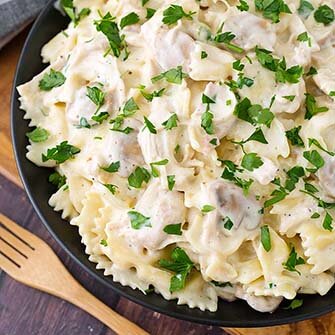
1;28;334;335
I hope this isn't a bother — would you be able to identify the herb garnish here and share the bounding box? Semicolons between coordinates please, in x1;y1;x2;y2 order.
163;223;182;235
241;153;264;171
150;159;168;177
140;87;165;101
128;210;151;229
49;172;66;189
120;12;140;29
254;0;291;23
285;126;304;147
86;86;105;113
284;299;303;310
61;0;90;26
162;5;196;25
222;216;234;230
298;0;314;18
304;93;329;119
101;161;120;173
152;66;188;84
39;69;66;91
237;0;249;11
314;5;334;25
128;166;151;188
167;175;176;191
303;150;324;173
42;141;80;164
261;225;271;251
201;205;216;213
162;113;179;130
103;183;118;194
26;127;49;142
159;247;194;292
283;245;305;274
143;116;157;134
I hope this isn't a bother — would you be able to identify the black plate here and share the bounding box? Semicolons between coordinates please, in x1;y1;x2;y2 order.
11;0;335;327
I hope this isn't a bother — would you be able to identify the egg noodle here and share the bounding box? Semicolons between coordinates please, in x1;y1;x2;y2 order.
18;0;335;312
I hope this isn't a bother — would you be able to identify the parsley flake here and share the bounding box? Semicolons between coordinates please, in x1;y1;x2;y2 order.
222;216;234;230
128;166;151;188
103;183;118;194
101;161;120;173
162;113;179;130
128;210;151;229
61;0;90;26
285;126;304;147
86;86;105;112
304;93;329;119
254;0;291;23
283;245;305;274
323;212;333;231
298;0;314;18
39;69;66;91
152;66;188;84
163;223;182;235
26;127;49;142
120;12;140;29
167;175;176;191
303;150;324;173
162;5;196;25
150;159;168;177
143;116;157;134
42;141;80;164
284;299;303;310
242;153;264;171
314;5;334;25
49;172;66;189
201;205;216;213
261;225;271;252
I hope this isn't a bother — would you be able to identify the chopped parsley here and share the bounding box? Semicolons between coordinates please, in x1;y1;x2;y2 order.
167;175;176;191
237;0;249;11
128;166;151;188
92;111;109;124
150;159;169;177
48;172;66;189
163;223;182;235
314;5;334;25
100;239;108;247
103;183;118;194
284;299;303;310
303;150;324;173
285;126;304;147
264;182;288;208
120;12;140;29
222;216;234;230
39;69;66;91
323;212;333;231
128;210;151;229
297;32;311;47
162;5;196;25
311;212;320;219
76;117;91;129
42;141;80;164
143;116;157;134
285;166;305;191
233;60;245;71
61;0;90;26
261;225;271;252
213;30;244;53
211;281;233;287
123;97;139;116
101;161;120;173
241;153;264;171
308;138;334;156
283;245;305;274
254;0;291;23
26;127;49;142
201;205;216;213
86;86;105;112
159;247;194;292
304;93;329;120
298;0;314;19
151;66;188;84
283;95;295;102
234;97;274;128
162;113;179;130
306;66;318;76
255;47;303;83
201;51;208;59
146;8;156;19
94;12;128;59
140;87;165;102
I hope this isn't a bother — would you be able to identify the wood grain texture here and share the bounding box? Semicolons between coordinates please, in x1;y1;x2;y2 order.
1;26;335;335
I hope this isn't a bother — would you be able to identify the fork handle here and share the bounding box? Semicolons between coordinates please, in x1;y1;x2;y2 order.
66;283;149;335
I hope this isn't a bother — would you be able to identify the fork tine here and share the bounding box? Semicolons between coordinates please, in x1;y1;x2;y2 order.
0;226;33;256
0;237;27;265
0;251;21;276
0;213;37;249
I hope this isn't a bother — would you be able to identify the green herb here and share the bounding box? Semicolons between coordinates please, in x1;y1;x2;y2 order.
48;172;66;189
110;115;134;134
301;189;335;210
285;126;304;147
152;66;188;84
297;32;311;46
264;183;288;208
311;212;320;219
159;247;194;292
94;136;103;140
143;116;157;134
306;66;318;76
163;223;182;235
254;0;291;23
201;51;208;59
42;141;80;164
167;175;176;191
298;0;314;18
245;128;268;144
26;127;49;142
233;60;245;71
101;161;120;173
162;5;196;25
261;225;271;252
86;86;105;112
222;216;234;230
213;30;244;53
225;73;254;91
94;12;128;59
123;97;139;116
146;8;156;19
234;97;274;128
120;12;140;29
303;150;324;173
210;138;218;146
211;281;233;287
128;166;151;188
128;210;151;229
314;5;334;25
142;0;149;6
308;138;335;156
283;245;305;274
92;111;109;124
140;87;165;102
150;159;169;177
323;212;333;231
162;113;179;130
241;153;264;171
304;93;329;119
329;91;335;97
61;0;90;26
237;0;249;11
201;111;214;135
39;69;66;91
255;47;303;83
103;183;118;194
284;299;303;310
304;182;319;194
76;117;90;129
283;95;295;102
100;239;108;247
285;166;305;191
201;205;216;213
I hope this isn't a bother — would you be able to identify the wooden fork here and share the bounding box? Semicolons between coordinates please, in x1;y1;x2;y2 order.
0;213;149;335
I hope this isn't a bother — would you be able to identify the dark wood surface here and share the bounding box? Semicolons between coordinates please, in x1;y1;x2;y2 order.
0;173;225;335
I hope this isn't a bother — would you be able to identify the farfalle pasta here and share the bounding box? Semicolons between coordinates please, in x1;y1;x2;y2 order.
18;0;335;312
